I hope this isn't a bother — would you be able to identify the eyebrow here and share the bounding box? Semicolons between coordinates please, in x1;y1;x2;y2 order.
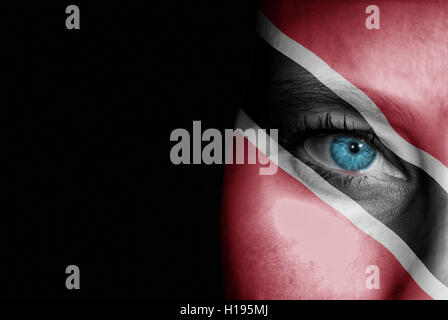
246;35;416;139
271;63;418;132
268;64;360;117
271;67;343;105
264;65;413;174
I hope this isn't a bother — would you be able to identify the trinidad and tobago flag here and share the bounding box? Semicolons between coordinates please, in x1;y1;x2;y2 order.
221;0;448;299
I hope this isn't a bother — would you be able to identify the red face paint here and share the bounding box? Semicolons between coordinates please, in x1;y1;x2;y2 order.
222;0;448;299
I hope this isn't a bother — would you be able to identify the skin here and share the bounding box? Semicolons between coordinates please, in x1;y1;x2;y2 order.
222;0;448;299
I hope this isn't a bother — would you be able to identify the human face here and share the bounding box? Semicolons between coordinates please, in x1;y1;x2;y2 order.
221;0;448;299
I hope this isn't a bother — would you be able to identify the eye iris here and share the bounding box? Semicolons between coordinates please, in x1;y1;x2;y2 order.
330;137;376;171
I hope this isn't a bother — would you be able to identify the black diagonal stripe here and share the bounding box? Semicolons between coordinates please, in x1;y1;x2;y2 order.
243;35;448;287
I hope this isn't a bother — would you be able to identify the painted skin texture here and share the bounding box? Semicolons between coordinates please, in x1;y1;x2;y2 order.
222;0;448;299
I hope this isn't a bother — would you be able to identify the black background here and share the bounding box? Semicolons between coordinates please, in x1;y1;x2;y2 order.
5;1;258;299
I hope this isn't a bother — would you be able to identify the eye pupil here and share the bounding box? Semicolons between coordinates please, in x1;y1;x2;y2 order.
349;142;361;154
330;137;376;171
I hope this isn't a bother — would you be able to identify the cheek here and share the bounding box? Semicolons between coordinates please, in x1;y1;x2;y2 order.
220;148;431;299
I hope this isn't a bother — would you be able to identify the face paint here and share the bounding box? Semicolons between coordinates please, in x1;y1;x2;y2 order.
222;0;448;300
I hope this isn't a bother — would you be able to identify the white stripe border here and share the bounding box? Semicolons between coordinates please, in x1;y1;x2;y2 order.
256;11;448;194
236;108;448;300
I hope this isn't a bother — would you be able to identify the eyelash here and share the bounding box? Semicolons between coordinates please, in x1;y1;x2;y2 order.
280;112;393;187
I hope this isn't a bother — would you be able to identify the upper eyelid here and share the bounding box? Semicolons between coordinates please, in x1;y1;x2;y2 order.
280;113;409;178
279;112;376;146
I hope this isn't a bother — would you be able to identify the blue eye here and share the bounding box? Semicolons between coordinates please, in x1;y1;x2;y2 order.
329;136;376;171
303;134;405;180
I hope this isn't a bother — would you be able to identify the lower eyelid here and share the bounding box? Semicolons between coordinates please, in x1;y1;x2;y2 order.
300;157;370;187
301;155;412;207
288;143;414;218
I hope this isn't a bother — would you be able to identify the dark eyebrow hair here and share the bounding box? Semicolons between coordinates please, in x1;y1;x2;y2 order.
244;35;414;135
266;61;358;117
271;62;417;131
270;68;345;106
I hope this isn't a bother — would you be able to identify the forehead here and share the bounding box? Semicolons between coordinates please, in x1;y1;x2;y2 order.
262;0;448;104
260;0;448;164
